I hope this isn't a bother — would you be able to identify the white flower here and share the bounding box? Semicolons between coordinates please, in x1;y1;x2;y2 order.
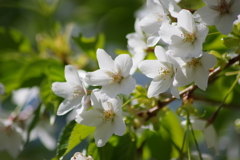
234;14;240;24
75;89;126;147
183;119;219;155
139;0;169;35
71;152;94;160
126;18;148;74
159;0;181;17
138;46;187;98
0;118;24;158
52;65;87;115
159;9;208;58
0;83;5;95
177;52;216;90
84;49;136;99
195;0;240;35
29;118;56;150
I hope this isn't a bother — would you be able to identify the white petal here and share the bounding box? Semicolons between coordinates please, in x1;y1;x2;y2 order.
203;125;218;154
38;128;56;150
147;33;160;47
101;83;120;98
115;54;132;77
57;97;82;115
194;67;209;90
138;60;161;78
170;85;179;98
76;109;103;126
200;53;217;70
51;82;72;99
97;49;115;70
85;70;111;86
95;123;113;147
90;89;103;110
148;76;172;98
204;0;218;6
139;13;160;34
173;68;192;87
112;115;126;136
215;14;235;35
195;6;219;25
109;97;122;115
134;18;144;39
118;76;136;96
191;119;206;130
177;9;196;33
65;65;83;88
130;50;146;75
159;23;181;44
154;46;168;63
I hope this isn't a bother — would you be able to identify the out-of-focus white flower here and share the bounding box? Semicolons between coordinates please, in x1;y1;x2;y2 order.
195;0;240;35
76;89;126;147
126;18;148;74
177;52;216;90
71;152;94;160
139;0;169;35
159;9;208;58
0;83;5;95
85;49;136;99
66;95;91;122
52;65;87;115
234;14;240;24
159;0;181;17
182;119;219;155
29;118;56;150
0;117;24;158
191;151;213;160
138;46;188;98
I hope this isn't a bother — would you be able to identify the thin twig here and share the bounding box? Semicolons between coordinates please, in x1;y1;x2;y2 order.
139;54;240;120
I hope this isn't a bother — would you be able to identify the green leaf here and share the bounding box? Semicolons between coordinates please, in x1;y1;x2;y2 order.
54;121;95;159
72;33;105;60
65;123;95;156
87;133;136;160
222;37;240;48
54;120;76;159
0;27;31;53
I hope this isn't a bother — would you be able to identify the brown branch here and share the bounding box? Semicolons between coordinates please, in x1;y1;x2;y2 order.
139;54;240;121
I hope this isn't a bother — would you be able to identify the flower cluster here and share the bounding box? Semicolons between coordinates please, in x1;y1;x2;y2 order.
52;49;136;147
52;0;239;152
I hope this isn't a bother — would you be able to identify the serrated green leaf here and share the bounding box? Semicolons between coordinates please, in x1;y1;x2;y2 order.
222;37;240;48
72;33;105;60
54;120;76;159
87;133;136;160
53;121;95;160
64;123;95;156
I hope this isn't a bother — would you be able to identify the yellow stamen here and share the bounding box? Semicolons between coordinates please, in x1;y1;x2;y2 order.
181;32;196;43
187;58;201;69
106;71;123;83
158;67;173;80
98;109;115;124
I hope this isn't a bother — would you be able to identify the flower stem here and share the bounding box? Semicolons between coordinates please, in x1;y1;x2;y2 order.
122;95;143;108
186;109;203;160
207;32;220;36
208;72;240;124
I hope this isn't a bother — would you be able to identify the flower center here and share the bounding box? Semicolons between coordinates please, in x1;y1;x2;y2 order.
158;67;173;80
156;13;164;22
106;71;123;83
187;58;201;69
98;109;115;124
218;0;230;14
72;85;84;98
181;32;196;43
